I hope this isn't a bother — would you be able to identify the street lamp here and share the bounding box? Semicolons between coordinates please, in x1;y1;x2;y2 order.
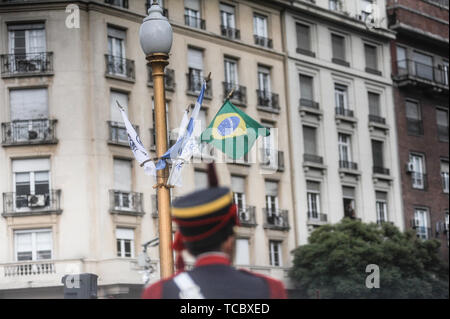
139;1;174;279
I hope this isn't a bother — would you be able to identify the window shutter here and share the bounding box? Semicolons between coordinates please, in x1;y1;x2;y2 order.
110;91;128;122
406;101;420;120
235;239;250;265
376;191;387;201
185;0;200;11
364;44;377;70
12;158;50;173
332;34;345;60
8;23;45;31
342;186;355;198
296;23;310;51
303;126;317;155
220;3;235;14
306;181;320;192
107;26;126;40
36;231;52;252
116;228;134;240
10;88;48;120
231;176;245;194
15;232;32;254
188;48;203;70
299;75;313;101
265;181;278;196
441;161;449;173
194;170;208;189
371;140;384;167
368;92;380;116
113;159;132;191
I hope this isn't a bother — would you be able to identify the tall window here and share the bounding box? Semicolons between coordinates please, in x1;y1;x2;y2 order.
299;74;314;105
329;0;341;11
113;159;132;209
368;92;381;117
110;91;129;143
231;175;246;211
224;58;238;85
13;158;50;210
331;34;347;65
261;121;274;161
269;240;282;267
343;186;356;219
441;160;449;193
194;170;208;190
409;154;425;189
338;133;352;163
107;26;126;76
436;108;449;142
375;191;388;224
253;14;268;38
371;140;385;170
220;3;236;35
334;84;348;111
307;181;321;220
413;51;433;81
258;65;271;93
116;228;134;258
187;47;204;93
185;0;202;28
8;23;46;56
364;43;378;73
296;23;313;56
396;46;407;71
15;229;52;261
406;100;423;135
303;126;317;156
265;181;279;222
235;238;250;265
414;209;429;240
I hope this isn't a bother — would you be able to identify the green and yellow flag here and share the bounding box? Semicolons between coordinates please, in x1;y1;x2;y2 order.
200;100;270;159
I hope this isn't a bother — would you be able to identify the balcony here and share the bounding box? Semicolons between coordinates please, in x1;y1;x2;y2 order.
0;52;53;77
238;206;257;227
368;114;386;125
184;15;205;30
303;154;323;165
145;1;168;17
186;74;212;99
332;58;350;67
437;125;448;142
406;118;424;136
335;107;354;118
223;82;247;106
442;172;449;193
373;166;390;175
339;160;358;170
2;190;62;217
256;90;280;113
1;119;57;146
109;190;144;216
220;25;240;40
299;98;319;110
296;47;316;58
148;67;175;91
105;55;135;82
254;35;273;48
260;149;285;172
107;121;139;147
263;208;289;231
307;211;328;226
394;59;449;92
226;152;251;167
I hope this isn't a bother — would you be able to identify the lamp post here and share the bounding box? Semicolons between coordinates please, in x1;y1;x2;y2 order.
139;1;174;278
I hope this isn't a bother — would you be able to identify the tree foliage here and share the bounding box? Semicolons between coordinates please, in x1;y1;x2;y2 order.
289;219;448;299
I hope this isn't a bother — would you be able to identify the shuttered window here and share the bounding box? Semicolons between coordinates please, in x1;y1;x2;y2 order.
406;100;420;120
185;0;200;11
299;74;313;101
10;88;48;120
235;238;250;265
368;92;380;116
364;44;378;70
303;126;317;155
296;23;311;52
113;159;132;191
110;90;128;122
371;140;384;168
331;34;345;61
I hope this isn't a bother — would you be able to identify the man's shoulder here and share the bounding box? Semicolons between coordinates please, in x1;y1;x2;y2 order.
237;268;287;299
141;273;178;299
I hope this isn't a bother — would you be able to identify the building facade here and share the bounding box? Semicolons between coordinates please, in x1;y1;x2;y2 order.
0;0;296;298
278;0;404;246
386;0;449;261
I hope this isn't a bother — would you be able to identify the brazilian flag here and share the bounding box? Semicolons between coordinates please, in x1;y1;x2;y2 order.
200;100;270;159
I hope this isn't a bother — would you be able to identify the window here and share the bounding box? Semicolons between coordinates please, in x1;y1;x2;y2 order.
396;46;407;71
334;84;349;111
8;23;46;56
307;181;321;220
364;43;379;74
116;228;134;258
13;158;50;210
194;170;208;190
436;108;449;142
261;121;274;160
231;175;246;211
376;191;388;224
299;74;314;105
15;229;52;261
296;23;313;56
368;92;381;117
253;14;268;38
414;209;429;240
446;212;449;247
269;240;282;267
409;154;425;189
185;0;202;28
338;133;352;163
113;159;132;209
258;66;271;93
331;34;348;66
187;48;204;93
109;91;129;144
406;100;423;135
107;26;126;76
224;58;238;85
235;238;250;265
441;160;449;193
413;51;433;81
105;0;128;8
220;3;236;30
303;126;317;156
371;140;385;170
329;0;342;11
265;180;279;215
440;60;449;86
343;186;356;219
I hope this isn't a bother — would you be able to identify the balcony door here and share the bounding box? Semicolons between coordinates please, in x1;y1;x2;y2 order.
410;154;425;189
107;26;126;76
253;14;268;39
338;133;352;163
335;85;348;111
220;3;236;29
258;66;271;94
185;0;201;28
231;175;246;213
188;48;204;92
113;159;132;209
235;239;250;265
413;51;433;81
265;181;279;222
224;58;238;86
414;209;429;239
307;181;321;220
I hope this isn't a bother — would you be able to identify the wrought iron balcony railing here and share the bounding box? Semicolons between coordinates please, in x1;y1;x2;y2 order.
223;82;247;105
1;119;57;146
260;148;284;171
296;47;316;57
220;25;240;39
303;154;323;164
339;160;358;170
256;90;280;112
411;173;427;190
373;166;390;175
263;208;289;230
186;74;212;98
107;121;139;146
148;67;175;91
238;206;257;227
184;15;205;29
254;35;273;48
109;190;144;215
332;58;350;67
2;190;62;216
335;107;354;118
395;59;449;89
0;52;53;77
369;114;386;125
299;98;320;110
406;118;424;135
307;211;328;223
104;55;135;80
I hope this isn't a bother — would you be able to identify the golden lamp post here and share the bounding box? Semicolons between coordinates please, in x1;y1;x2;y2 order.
139;1;174;278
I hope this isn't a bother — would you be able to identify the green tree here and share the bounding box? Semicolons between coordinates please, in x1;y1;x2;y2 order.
289;219;448;299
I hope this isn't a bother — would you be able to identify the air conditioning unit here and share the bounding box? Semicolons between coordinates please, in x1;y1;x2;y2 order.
28;130;38;140
405;161;414;173
27;194;46;208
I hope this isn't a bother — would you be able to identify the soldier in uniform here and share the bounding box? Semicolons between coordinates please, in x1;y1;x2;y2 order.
142;165;287;299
